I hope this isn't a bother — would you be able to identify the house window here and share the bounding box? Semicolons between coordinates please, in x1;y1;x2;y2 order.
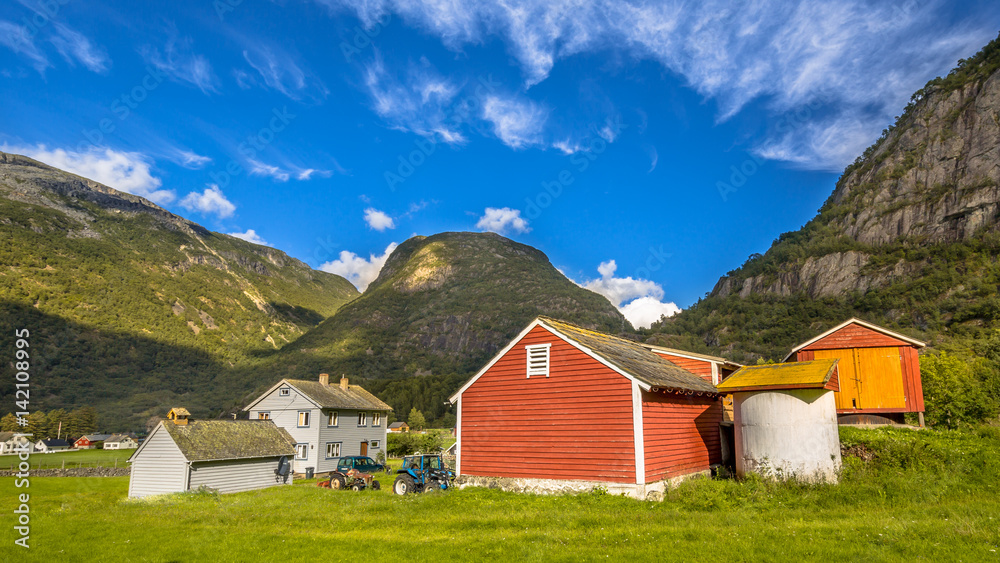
526;344;551;378
370;440;380;449
327;411;339;427
279;388;290;397
297;411;311;427
372;412;381;426
257;412;270;420
295;443;308;460
326;442;341;459
357;412;367;426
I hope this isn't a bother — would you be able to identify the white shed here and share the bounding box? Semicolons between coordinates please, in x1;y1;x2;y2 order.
128;416;296;498
717;359;842;483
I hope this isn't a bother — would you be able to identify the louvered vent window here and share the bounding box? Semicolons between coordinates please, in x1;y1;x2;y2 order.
526;344;551;378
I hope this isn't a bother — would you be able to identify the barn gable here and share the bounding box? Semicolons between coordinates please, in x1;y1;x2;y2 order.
784;318;925;361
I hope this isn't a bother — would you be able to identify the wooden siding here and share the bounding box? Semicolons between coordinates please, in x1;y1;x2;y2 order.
814;347;909;411
316;409;387;473
250;387;317;473
651;352;714;382
128;425;188;498
801;324;909;351
642;392;722;482
901;347;925;412
460;325;637;483
188;457;291;493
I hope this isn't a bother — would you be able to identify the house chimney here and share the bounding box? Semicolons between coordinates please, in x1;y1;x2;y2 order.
340;375;349;390
319;373;330;386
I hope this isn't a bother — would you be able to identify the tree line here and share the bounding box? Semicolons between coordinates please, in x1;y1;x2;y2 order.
0;407;99;439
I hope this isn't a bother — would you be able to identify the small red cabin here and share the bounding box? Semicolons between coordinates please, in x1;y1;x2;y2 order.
784;318;926;425
450;317;724;498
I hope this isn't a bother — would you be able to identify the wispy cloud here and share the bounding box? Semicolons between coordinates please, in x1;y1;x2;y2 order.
482;95;548;149
327;0;999;170
167;148;212;170
363;55;466;143
579;260;680;329
241;44;328;103
2;143;174;204
247;158;290;182
320;242;399;291
0;20;49;73
141;29;220;94
247;158;333;182
364;207;396;231
50;23;110;74
227;229;269;246
476;207;530;235
180;185;236;218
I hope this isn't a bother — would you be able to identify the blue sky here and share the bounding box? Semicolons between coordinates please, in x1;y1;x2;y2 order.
2;0;998;327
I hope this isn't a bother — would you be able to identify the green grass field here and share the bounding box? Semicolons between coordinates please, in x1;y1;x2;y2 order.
0;448;132;470
2;426;998;561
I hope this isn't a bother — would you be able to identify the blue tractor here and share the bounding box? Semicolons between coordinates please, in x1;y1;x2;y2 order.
392;454;454;495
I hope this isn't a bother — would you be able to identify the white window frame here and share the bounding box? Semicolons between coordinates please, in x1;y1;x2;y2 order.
325;442;341;459
370;440;380;449
257;412;270;420
327;411;339;427
295;443;308;460
297;411;311;427
357;412;367;426
372;412;381;427
279;387;290;397
525;344;552;378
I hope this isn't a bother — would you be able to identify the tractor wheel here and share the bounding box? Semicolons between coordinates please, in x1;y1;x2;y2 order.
371;480;381;491
423;480;439;493
351;483;362;491
393;475;415;495
330;475;344;490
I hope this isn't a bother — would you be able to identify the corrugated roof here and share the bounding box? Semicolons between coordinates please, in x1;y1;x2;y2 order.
285;380;393;411
161;420;295;462
717;359;839;393
539;317;718;394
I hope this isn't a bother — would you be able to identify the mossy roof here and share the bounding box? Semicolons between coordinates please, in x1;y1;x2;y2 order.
539;317;719;395
716;359;839;393
161;420;296;462
285;380;393;411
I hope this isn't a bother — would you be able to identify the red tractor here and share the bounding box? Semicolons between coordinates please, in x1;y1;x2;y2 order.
317;468;381;491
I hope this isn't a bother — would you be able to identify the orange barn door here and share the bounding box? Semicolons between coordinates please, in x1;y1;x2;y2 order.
814;349;860;410
855;347;906;409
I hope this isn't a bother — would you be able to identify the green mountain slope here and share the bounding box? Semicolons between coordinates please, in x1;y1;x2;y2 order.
0;153;358;428
257;232;629;421
647;34;1000;364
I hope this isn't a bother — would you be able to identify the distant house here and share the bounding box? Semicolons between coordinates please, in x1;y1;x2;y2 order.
388;422;409;433
245;374;392;474
35;439;71;453
74;434;112;449
0;432;33;454
450;316;724;499
103;434;139;450
784;318;926;425
127;414;296;498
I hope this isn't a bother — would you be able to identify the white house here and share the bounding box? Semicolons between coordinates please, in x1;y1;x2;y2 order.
34;438;71;453
103;434;138;450
128;415;296;498
0;433;33;454
244;374;392;474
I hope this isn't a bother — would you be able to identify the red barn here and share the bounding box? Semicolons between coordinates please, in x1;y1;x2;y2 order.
783;318;926;425
450;317;723;499
645;346;742;385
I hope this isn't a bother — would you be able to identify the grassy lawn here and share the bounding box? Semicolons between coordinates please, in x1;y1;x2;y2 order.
0;448;132;470
2;426;998;561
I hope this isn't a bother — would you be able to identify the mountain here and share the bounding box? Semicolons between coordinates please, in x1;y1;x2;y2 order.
648;34;1000;363
256;231;629;422
0;152;359;428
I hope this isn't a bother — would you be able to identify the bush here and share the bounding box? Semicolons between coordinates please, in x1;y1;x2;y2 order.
920;353;994;429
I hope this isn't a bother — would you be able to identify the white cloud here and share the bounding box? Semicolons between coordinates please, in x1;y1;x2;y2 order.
2;143;174;204
482;95;548;149
364;207;396;231
142;31;220;94
227;229;269;246
50;23;110;73
180;185;236;218
320;242;399;292
475;207;530;235
169;149;212;169
242;45;328;103
0;20;49;73
363;56;466;143
580;260;680;329
327;0;999;170
247;159;291;182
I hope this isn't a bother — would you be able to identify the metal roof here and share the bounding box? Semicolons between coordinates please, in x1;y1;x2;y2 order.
716;359;839;393
538;317;719;395
160;420;296;462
